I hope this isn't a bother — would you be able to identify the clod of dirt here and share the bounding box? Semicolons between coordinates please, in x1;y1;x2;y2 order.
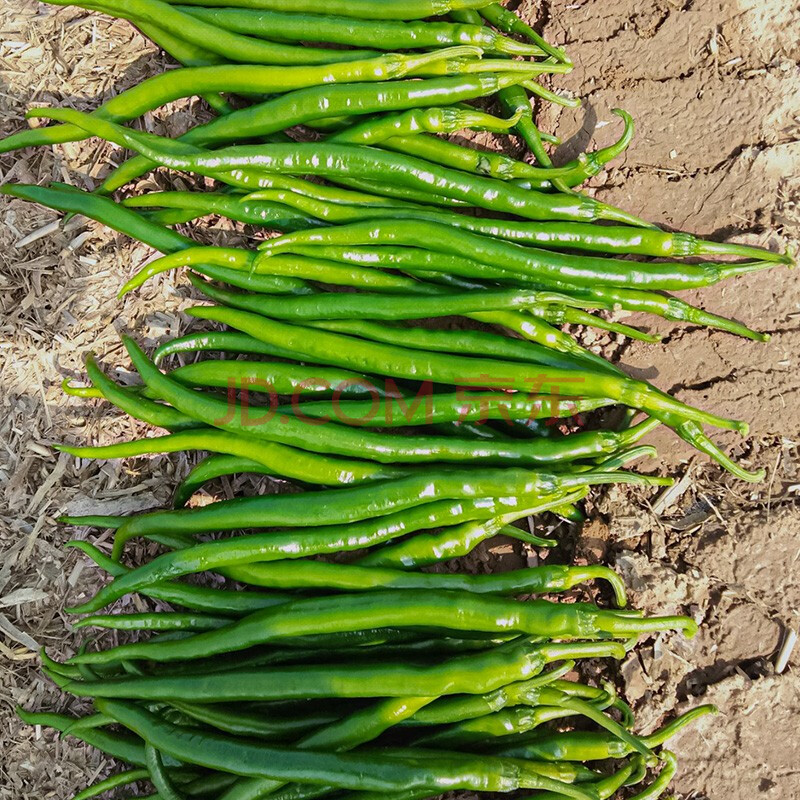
669;673;800;798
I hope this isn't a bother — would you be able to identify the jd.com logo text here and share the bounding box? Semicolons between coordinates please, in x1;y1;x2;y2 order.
213;374;588;428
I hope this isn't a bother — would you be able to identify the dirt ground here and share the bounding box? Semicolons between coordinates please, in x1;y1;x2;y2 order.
1;2;798;799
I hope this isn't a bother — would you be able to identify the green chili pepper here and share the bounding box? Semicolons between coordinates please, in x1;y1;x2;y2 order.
34;108;652;227
171;454;276;508
153;331;297;364
479;4;571;63
15;708;149;766
67;591;695;666
94;70;544;192
0;183;191;253
415;693;654;762
74;611;231;632
220;559;629;606
355;490;587;568
626;751;678;800
170;357;404;399
205;692;437;800
280;392;614;429
95;697;598;797
69;539;286;615
132;20;232;115
47;0;384;65
258;219;778;292
0;47;477;154
327;106;525;145
146;744;184;800
65;497;542;610
58;427;412;485
178;7;542;55
378;108;632;189
115;335;658;470
189;275;609;323
185;305;750;436
158;0;497;20
235;185;787;262
190;306;765;481
66;638;623;690
71;768;151;800
165;700;338;741
83;353;198;432
120;246;418;297
496;705;716;761
105;459;665;559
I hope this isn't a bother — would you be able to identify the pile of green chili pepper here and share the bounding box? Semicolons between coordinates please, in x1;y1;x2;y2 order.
6;2;788;798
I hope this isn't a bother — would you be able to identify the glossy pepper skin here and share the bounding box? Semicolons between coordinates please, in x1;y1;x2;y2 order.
68;540;287;616
220;559;629;605
111;336;648;469
180;7;543;55
66;641;628;700
92;461;664;563
66;590;695;666
0;49;479;154
77;699;599;799
34;108;651;227
260;219;777;292
64;497;539;610
47;0;382;65
158;0;496;20
92;71;546;192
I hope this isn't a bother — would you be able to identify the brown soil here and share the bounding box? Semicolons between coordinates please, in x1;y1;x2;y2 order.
1;2;799;799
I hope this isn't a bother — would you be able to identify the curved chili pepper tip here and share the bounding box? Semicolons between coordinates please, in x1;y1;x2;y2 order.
594;108;635;166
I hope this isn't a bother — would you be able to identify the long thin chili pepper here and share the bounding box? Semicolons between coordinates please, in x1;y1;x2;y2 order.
94;69;545;192
0;48;477;154
190;276;609;322
169;358;404;399
125;244;611;371
497;705;716;761
74;611;230;632
280;393;615;429
188;306;763;478
132;20;232;115
179;7;543;56
377;110;631;188
479;4;571;64
67;639;624;688
71;768;150;800
99;458;665;560
57;427;409;485
172;454;273;507
304;319;618;374
258;219;778;292
161;0;497;19
121;247;419;297
355;490;587;568
119;335;657;469
145;744;184;800
0;183;191;254
497;85;574;194
35;108;653;227
47;0;383;65
220;559;629;605
91;699;598;799
327;106;525;145
184;305;746;433
65;588;693;665
233;184;788;262
69;539;287;615
66;497;606;612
